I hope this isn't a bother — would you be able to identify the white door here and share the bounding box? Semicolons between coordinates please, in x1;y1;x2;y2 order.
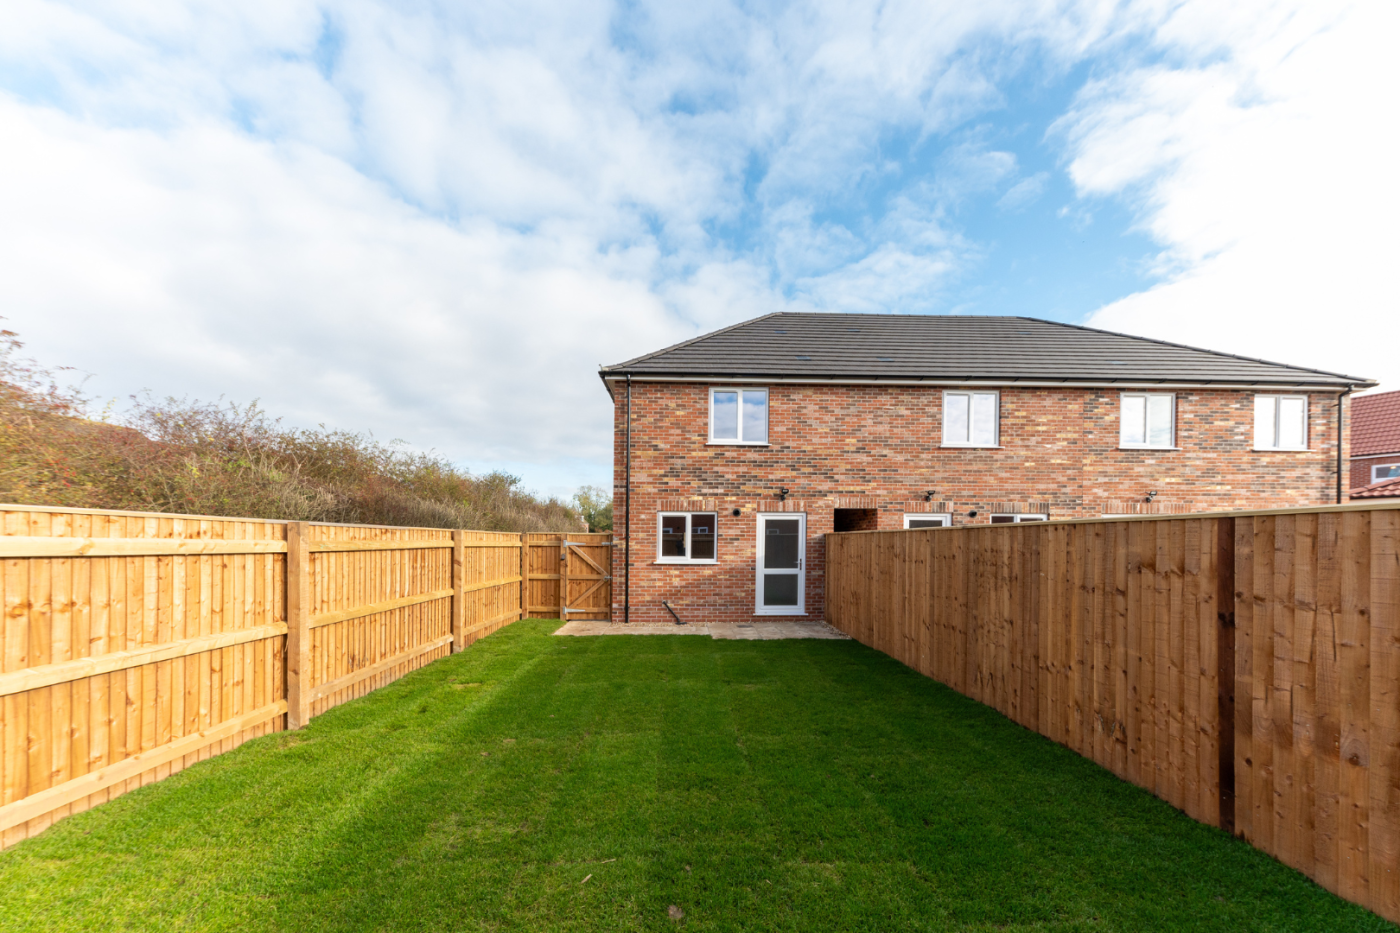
756;513;806;615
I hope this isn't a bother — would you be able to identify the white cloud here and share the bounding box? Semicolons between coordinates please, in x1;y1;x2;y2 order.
0;0;1393;501
997;172;1049;211
1070;0;1399;391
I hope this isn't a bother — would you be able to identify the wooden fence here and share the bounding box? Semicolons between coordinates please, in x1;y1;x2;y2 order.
0;504;608;849
826;501;1400;924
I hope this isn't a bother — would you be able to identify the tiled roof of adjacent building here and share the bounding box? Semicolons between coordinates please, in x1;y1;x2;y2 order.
1351;476;1400;500
1351;390;1400;457
600;313;1375;388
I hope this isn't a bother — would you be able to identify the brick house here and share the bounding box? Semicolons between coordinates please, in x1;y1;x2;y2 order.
599;313;1374;626
1349;389;1400;500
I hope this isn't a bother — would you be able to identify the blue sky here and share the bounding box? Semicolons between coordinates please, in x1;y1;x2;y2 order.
0;0;1394;498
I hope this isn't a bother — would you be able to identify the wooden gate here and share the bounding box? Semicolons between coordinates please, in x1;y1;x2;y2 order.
524;533;612;620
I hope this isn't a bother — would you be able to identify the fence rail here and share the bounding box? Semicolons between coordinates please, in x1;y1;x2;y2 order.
0;503;608;849
826;501;1400;925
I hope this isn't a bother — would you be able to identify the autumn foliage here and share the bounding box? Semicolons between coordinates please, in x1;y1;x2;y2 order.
0;329;583;531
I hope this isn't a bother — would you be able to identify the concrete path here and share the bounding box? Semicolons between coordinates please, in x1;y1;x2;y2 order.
553;619;851;640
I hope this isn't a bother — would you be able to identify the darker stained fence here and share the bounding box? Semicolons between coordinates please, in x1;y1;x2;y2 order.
826;502;1400;925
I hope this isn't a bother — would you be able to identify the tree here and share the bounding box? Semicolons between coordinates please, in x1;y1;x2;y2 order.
573;484;613;532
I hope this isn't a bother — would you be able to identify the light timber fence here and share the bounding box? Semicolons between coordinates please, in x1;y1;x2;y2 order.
825;501;1400;924
0;503;607;849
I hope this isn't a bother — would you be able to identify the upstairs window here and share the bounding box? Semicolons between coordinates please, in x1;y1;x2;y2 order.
1121;393;1175;448
710;388;768;444
658;513;718;563
1254;395;1308;450
1374;464;1400;483
991;514;1047;523
943;391;999;447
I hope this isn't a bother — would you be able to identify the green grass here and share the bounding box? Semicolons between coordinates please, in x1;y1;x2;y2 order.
0;620;1390;932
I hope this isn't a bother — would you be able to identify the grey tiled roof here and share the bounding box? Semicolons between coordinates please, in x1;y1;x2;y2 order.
600;313;1373;388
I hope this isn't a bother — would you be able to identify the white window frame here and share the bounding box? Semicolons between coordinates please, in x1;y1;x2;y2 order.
655;512;719;564
1253;394;1309;451
990;513;1048;523
942;390;1000;448
1119;392;1177;450
903;513;951;529
1373;463;1400;483
708;387;769;445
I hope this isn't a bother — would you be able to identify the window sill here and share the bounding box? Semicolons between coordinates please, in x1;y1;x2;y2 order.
754;609;807;617
654;559;718;566
940;444;1003;449
707;441;769;447
1118;446;1182;451
1253;447;1310;453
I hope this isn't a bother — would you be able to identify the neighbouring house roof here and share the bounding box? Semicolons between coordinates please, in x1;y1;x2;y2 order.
599;313;1375;389
1351;390;1400;457
1351;476;1400;500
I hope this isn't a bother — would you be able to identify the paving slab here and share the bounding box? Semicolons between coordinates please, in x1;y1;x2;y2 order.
552;619;851;640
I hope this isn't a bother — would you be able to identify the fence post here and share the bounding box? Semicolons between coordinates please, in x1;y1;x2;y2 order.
518;534;527;621
560;535;570;621
452;530;465;652
285;521;313;729
1216;516;1237;833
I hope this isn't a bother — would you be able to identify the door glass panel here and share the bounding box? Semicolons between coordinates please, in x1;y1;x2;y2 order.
763;519;800;569
660;515;687;557
690;514;716;559
763;573;799;606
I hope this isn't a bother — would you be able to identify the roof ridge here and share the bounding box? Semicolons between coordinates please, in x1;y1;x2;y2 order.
600;312;783;372
1035;317;1372;385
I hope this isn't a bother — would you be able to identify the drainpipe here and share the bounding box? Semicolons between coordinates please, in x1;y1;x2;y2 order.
1337;388;1349;504
625;375;632;624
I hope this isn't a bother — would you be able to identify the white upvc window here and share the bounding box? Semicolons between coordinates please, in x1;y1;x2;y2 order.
657;512;718;563
943;390;999;447
1253;395;1308;451
709;387;768;445
1120;393;1175;449
903;513;951;529
1373;463;1400;483
991;514;1047;523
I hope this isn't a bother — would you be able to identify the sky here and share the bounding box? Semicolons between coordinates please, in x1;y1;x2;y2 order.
1;0;1395;498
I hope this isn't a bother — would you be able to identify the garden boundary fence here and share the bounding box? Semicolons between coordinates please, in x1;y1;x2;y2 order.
0;503;608;849
827;501;1400;924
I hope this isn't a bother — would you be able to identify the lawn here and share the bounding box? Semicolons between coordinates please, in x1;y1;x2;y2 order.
0;620;1390;932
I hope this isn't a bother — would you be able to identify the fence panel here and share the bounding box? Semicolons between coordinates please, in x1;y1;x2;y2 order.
0;503;598;849
459;531;526;647
0;507;288;849
297;523;456;720
826;501;1400;924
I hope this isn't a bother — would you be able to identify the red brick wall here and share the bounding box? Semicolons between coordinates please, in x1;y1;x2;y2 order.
611;382;1349;625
